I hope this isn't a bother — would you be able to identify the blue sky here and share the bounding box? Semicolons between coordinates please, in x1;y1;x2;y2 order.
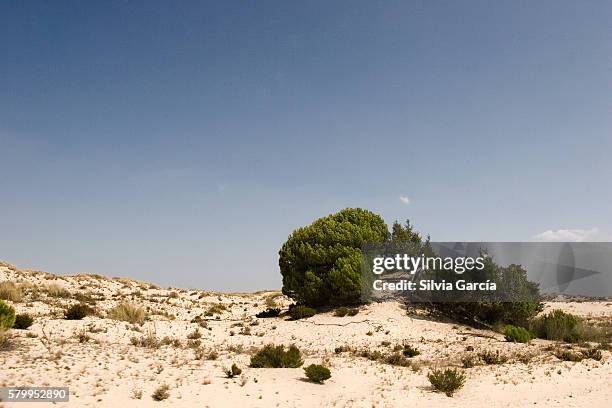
1;1;610;290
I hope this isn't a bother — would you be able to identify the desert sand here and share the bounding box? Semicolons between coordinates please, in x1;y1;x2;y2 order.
1;261;611;408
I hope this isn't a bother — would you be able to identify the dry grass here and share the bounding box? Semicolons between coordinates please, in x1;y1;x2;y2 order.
0;281;23;302
45;284;71;298
108;303;147;324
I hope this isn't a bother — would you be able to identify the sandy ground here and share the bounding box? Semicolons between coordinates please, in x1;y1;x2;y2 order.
1;262;611;408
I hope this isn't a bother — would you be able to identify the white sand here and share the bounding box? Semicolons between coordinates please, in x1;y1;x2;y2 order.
1;263;611;407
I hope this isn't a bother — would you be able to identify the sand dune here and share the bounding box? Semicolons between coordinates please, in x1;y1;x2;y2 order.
1;262;611;407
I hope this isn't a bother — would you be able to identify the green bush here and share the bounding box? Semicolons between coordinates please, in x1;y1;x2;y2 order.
250;344;303;368
225;363;242;378
256;308;280;318
289;305;316;320
402;344;420;357
428;368;466;397
279;208;388;307
334;307;349;317
65;304;92;320
504;325;531;343
304;364;331;383
347;308;359;316
530;310;580;342
14;313;33;330
0;300;16;328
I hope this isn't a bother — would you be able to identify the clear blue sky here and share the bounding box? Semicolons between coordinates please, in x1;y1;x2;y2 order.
1;1;610;291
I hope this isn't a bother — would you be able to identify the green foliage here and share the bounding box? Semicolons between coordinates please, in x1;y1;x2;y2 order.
250;344;303;368
334;307;349;317
461;354;477;368
530;310;579;342
347;308;359;316
402;344;420;357
304;364;331;383
225;363;242;378
289;305;316;320
504;325;532;343
0;300;16;329
390;220;422;245
429;257;543;327
64;303;92;320
428;368;466;397
279;208;388;307
14;313;33;330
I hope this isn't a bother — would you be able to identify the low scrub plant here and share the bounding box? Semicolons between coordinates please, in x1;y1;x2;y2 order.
45;284;71;298
479;350;508;365
384;353;411;367
0;300;16;328
428;368;466;397
108;303;147;324
504;325;532;343
402;344;420;357
304;364;331;383
289;305;316;320
250;344;303;368
256;308;280;318
225;363;242;378
0;281;23;302
461;354;478;368
151;384;170;401
14;313;33;330
65;303;93;320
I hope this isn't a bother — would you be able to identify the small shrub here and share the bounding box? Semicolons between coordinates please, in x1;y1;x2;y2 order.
289;305;316;320
151;384;170;401
461;354;478;368
256;308;280;318
0;281;23;302
334;307;349;317
187;328;202;339
205;303;227;316
65;304;92;320
530;310;579;342
108;303;147;324
304;364;331;383
250;344;303;368
504;325;531;343
555;349;584;362
225;363;242;378
428;368;466;397
384;353;411;367
0;327;11;350
45;284;71;298
402;344;420;357
347;308;359;316
0;300;16;328
131;333;160;348
479;350;507;365
13;313;33;330
581;348;603;361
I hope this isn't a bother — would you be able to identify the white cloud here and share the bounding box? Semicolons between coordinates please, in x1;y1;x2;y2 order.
532;227;600;242
399;196;411;205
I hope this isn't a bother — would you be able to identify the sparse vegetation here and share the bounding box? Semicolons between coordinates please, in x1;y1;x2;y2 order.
428;368;466;397
64;303;93;320
187;328;202;339
205;303;227;316
289;305;316;320
250;344;303;368
479;350;508;365
108;303;147;324
384;352;411;367
334;307;349;317
14;313;33;330
504;325;531;343
151;384;170;401
0;281;23;302
45;284;71;298
304;364;331;383
461;354;478;368
0;300;16;328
